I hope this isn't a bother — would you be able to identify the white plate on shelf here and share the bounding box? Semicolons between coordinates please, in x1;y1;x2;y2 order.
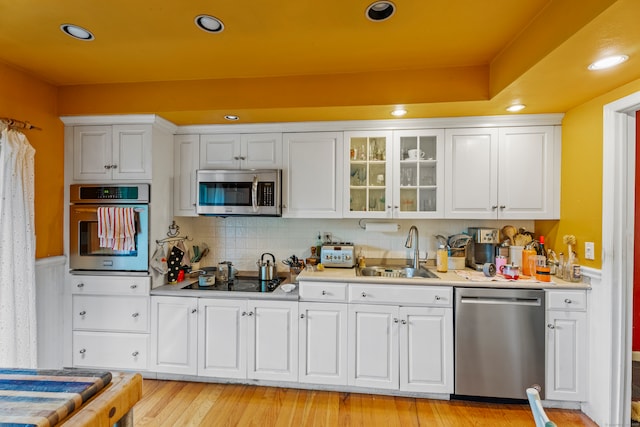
280;284;296;293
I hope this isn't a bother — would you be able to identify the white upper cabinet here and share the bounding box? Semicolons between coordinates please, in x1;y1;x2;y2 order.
200;133;282;169
282;132;344;218
73;124;152;181
173;134;200;217
444;126;559;219
344;130;445;218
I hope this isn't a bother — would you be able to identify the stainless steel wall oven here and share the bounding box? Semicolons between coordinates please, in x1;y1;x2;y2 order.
69;184;150;272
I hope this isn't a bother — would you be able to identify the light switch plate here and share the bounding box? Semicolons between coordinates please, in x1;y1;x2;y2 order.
585;242;595;260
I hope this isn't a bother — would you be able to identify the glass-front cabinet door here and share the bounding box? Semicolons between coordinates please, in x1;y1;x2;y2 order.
343;131;393;218
392;129;444;218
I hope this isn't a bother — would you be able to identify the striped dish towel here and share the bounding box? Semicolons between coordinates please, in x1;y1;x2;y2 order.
97;207;136;251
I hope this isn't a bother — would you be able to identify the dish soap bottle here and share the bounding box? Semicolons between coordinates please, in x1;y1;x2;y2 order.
437;245;448;273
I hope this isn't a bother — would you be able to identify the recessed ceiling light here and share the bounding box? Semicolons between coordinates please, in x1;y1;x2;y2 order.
588;55;629;70
506;104;526;112
391;108;407;117
60;24;94;41
366;1;395;21
224;115;239;121
195;15;224;33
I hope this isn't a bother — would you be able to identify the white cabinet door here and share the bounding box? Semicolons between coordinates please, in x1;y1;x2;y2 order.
546;310;587;401
247;300;299;382
112;124;152;180
399;306;453;393
200;133;282;169
282;132;343;218
392;129;445;218
242;133;282;169
72;125;152;181
197;299;247;379
299;302;348;386
444;128;499;219
200;134;242;169
348;304;399;389
73;126;113;181
150;296;198;375
174;134;200;216
343;131;393;218
498;126;558;219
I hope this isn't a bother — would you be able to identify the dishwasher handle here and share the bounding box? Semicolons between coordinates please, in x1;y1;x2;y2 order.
459;296;542;307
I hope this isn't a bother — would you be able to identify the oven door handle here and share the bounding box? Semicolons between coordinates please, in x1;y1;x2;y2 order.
72;207;146;214
252;175;259;213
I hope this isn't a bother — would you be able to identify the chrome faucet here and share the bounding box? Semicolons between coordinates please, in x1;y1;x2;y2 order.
405;225;420;270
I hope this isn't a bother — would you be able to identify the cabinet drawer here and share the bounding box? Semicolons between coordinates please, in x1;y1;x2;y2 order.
73;295;149;332
349;284;452;307
70;275;151;295
299;281;348;301
546;290;587;311
73;331;149;370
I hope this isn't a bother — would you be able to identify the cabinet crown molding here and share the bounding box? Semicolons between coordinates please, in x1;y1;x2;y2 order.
60;114;177;133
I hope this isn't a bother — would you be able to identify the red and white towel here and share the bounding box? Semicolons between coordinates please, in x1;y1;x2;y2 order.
97;207;137;251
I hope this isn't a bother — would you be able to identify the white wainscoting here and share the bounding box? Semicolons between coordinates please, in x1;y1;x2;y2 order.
35;256;66;369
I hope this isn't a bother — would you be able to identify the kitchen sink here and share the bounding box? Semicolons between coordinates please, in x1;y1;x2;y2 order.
358;265;439;279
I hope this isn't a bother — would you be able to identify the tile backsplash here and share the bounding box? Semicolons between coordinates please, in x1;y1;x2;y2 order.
166;217;534;272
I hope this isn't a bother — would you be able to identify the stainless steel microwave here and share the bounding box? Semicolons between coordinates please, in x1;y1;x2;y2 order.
196;169;282;216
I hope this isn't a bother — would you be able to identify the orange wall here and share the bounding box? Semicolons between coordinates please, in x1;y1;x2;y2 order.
537;77;640;269
0;62;64;258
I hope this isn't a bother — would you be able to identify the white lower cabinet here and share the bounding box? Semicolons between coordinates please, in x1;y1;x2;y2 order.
152;296;298;381
545;290;587;401
298;302;348;386
150;296;199;375
70;275;151;371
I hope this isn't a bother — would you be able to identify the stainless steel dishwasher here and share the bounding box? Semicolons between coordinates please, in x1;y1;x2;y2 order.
454;287;545;399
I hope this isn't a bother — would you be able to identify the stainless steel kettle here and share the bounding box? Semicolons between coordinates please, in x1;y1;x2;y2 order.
257;252;276;281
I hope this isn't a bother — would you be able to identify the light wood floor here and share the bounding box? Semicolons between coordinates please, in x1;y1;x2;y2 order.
133;379;598;426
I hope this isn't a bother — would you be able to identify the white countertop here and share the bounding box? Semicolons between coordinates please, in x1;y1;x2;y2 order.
296;266;591;290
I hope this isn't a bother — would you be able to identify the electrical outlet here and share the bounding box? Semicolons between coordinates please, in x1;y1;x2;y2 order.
585;242;595;260
323;232;332;243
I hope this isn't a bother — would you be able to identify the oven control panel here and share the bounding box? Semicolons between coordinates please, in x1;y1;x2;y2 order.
321;243;356;268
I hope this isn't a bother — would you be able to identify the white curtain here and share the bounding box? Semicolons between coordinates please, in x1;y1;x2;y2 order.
0;125;37;367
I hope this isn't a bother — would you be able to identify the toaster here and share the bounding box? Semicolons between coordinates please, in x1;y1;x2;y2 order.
320;243;356;268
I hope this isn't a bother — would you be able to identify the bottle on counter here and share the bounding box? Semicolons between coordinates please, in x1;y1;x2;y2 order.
436;245;448;273
316;233;323;260
522;244;537;276
537;236;547;261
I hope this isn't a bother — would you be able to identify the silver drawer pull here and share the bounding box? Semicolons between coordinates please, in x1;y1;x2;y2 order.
401;320;407;325
191;308;197;314
322;290;327;295
132;312;139;318
79;348;86;354
242;311;247;316
435;295;441;301
564;299;572;304
79;311;86;316
547;323;555;329
130;284;137;289
248;311;254;316
132;351;139;357
300;314;305;319
361;292;367;297
77;283;84;288
393;318;399;323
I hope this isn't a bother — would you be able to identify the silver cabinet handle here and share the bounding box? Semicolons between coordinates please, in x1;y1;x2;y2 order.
79;311;86;316
241;311;247;316
104;165;111;169
322;290;327;295
132;351;139;357
130;284;137;289
191;308;197;314
393;318;399;323
79;348;86;354
300;314;305;319
248;311;254;316
77;283;84;288
111;164;118;169
234;156;240;160
499;205;506;210
361;292;367;297
491;205;498;210
132;312;139;318
401;320;407;325
240;156;246;160
547;323;555;329
564;299;572;304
